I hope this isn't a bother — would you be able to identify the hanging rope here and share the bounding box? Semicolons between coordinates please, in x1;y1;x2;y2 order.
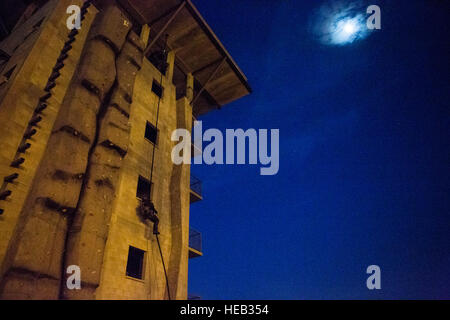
146;34;171;300
156;233;171;300
149;35;168;187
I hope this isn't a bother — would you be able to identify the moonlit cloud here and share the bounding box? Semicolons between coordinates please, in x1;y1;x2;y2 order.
310;1;372;46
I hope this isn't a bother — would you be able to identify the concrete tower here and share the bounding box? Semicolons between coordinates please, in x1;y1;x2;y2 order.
0;0;250;299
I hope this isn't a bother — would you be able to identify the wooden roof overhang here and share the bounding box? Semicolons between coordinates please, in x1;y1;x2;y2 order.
114;0;251;116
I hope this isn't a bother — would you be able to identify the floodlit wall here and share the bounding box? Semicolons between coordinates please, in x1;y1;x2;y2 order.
0;0;191;299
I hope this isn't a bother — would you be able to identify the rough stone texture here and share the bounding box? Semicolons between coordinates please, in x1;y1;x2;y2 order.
110;87;132;116
168;97;192;299
32;131;90;208
0;2;129;299
0;0;98;300
51;86;99;142
62;30;142;300
1;271;60;300
97;107;131;154
88;5;131;54
1;1;193;300
94;55;191;300
76;40;116;101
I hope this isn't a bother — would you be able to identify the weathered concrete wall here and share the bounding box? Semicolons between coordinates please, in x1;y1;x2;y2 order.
0;0;98;299
95;57;192;300
63;30;144;300
0;0;192;300
0;2;133;299
168;97;192;300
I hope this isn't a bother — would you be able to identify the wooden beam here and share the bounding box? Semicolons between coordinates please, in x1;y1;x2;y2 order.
0;48;10;61
192;58;224;76
185;0;251;93
175;55;191;74
191;57;226;105
149;3;182;26
117;0;147;24
144;1;186;56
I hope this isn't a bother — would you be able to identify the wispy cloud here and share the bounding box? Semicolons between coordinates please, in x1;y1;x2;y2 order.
309;0;373;45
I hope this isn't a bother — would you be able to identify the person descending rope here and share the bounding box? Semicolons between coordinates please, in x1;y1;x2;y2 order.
140;34;171;300
139;196;160;235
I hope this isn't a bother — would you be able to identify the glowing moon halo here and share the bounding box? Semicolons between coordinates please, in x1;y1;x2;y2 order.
343;20;358;34
330;17;363;45
310;2;373;46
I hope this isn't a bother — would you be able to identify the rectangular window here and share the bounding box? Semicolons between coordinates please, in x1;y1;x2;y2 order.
136;175;151;200
151;79;163;98
126;246;145;279
147;51;168;75
145;121;158;145
132;23;142;37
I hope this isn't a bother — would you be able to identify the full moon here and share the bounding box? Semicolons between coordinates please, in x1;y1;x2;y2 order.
330;17;364;45
343;20;357;34
311;2;373;46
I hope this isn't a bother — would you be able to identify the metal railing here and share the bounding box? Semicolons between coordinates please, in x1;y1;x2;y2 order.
190;174;202;197
189;227;202;253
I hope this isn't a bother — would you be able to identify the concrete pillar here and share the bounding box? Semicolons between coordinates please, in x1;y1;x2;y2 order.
166;51;175;83
140;24;150;48
168;97;192;300
186;73;194;102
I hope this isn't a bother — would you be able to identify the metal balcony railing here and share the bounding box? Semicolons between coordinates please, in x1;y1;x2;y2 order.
189;227;202;258
190;174;202;202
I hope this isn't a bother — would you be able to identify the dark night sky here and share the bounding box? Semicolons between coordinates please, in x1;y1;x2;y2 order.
188;0;449;299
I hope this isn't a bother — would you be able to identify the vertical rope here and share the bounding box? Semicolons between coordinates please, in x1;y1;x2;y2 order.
146;34;171;300
148;36;168;188
156;233;171;300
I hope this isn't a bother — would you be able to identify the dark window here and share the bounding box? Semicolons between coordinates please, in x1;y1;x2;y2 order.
151;79;163;98
132;23;142;37
145;121;158;144
126;246;145;279
147;50;168;75
136;175;151;200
